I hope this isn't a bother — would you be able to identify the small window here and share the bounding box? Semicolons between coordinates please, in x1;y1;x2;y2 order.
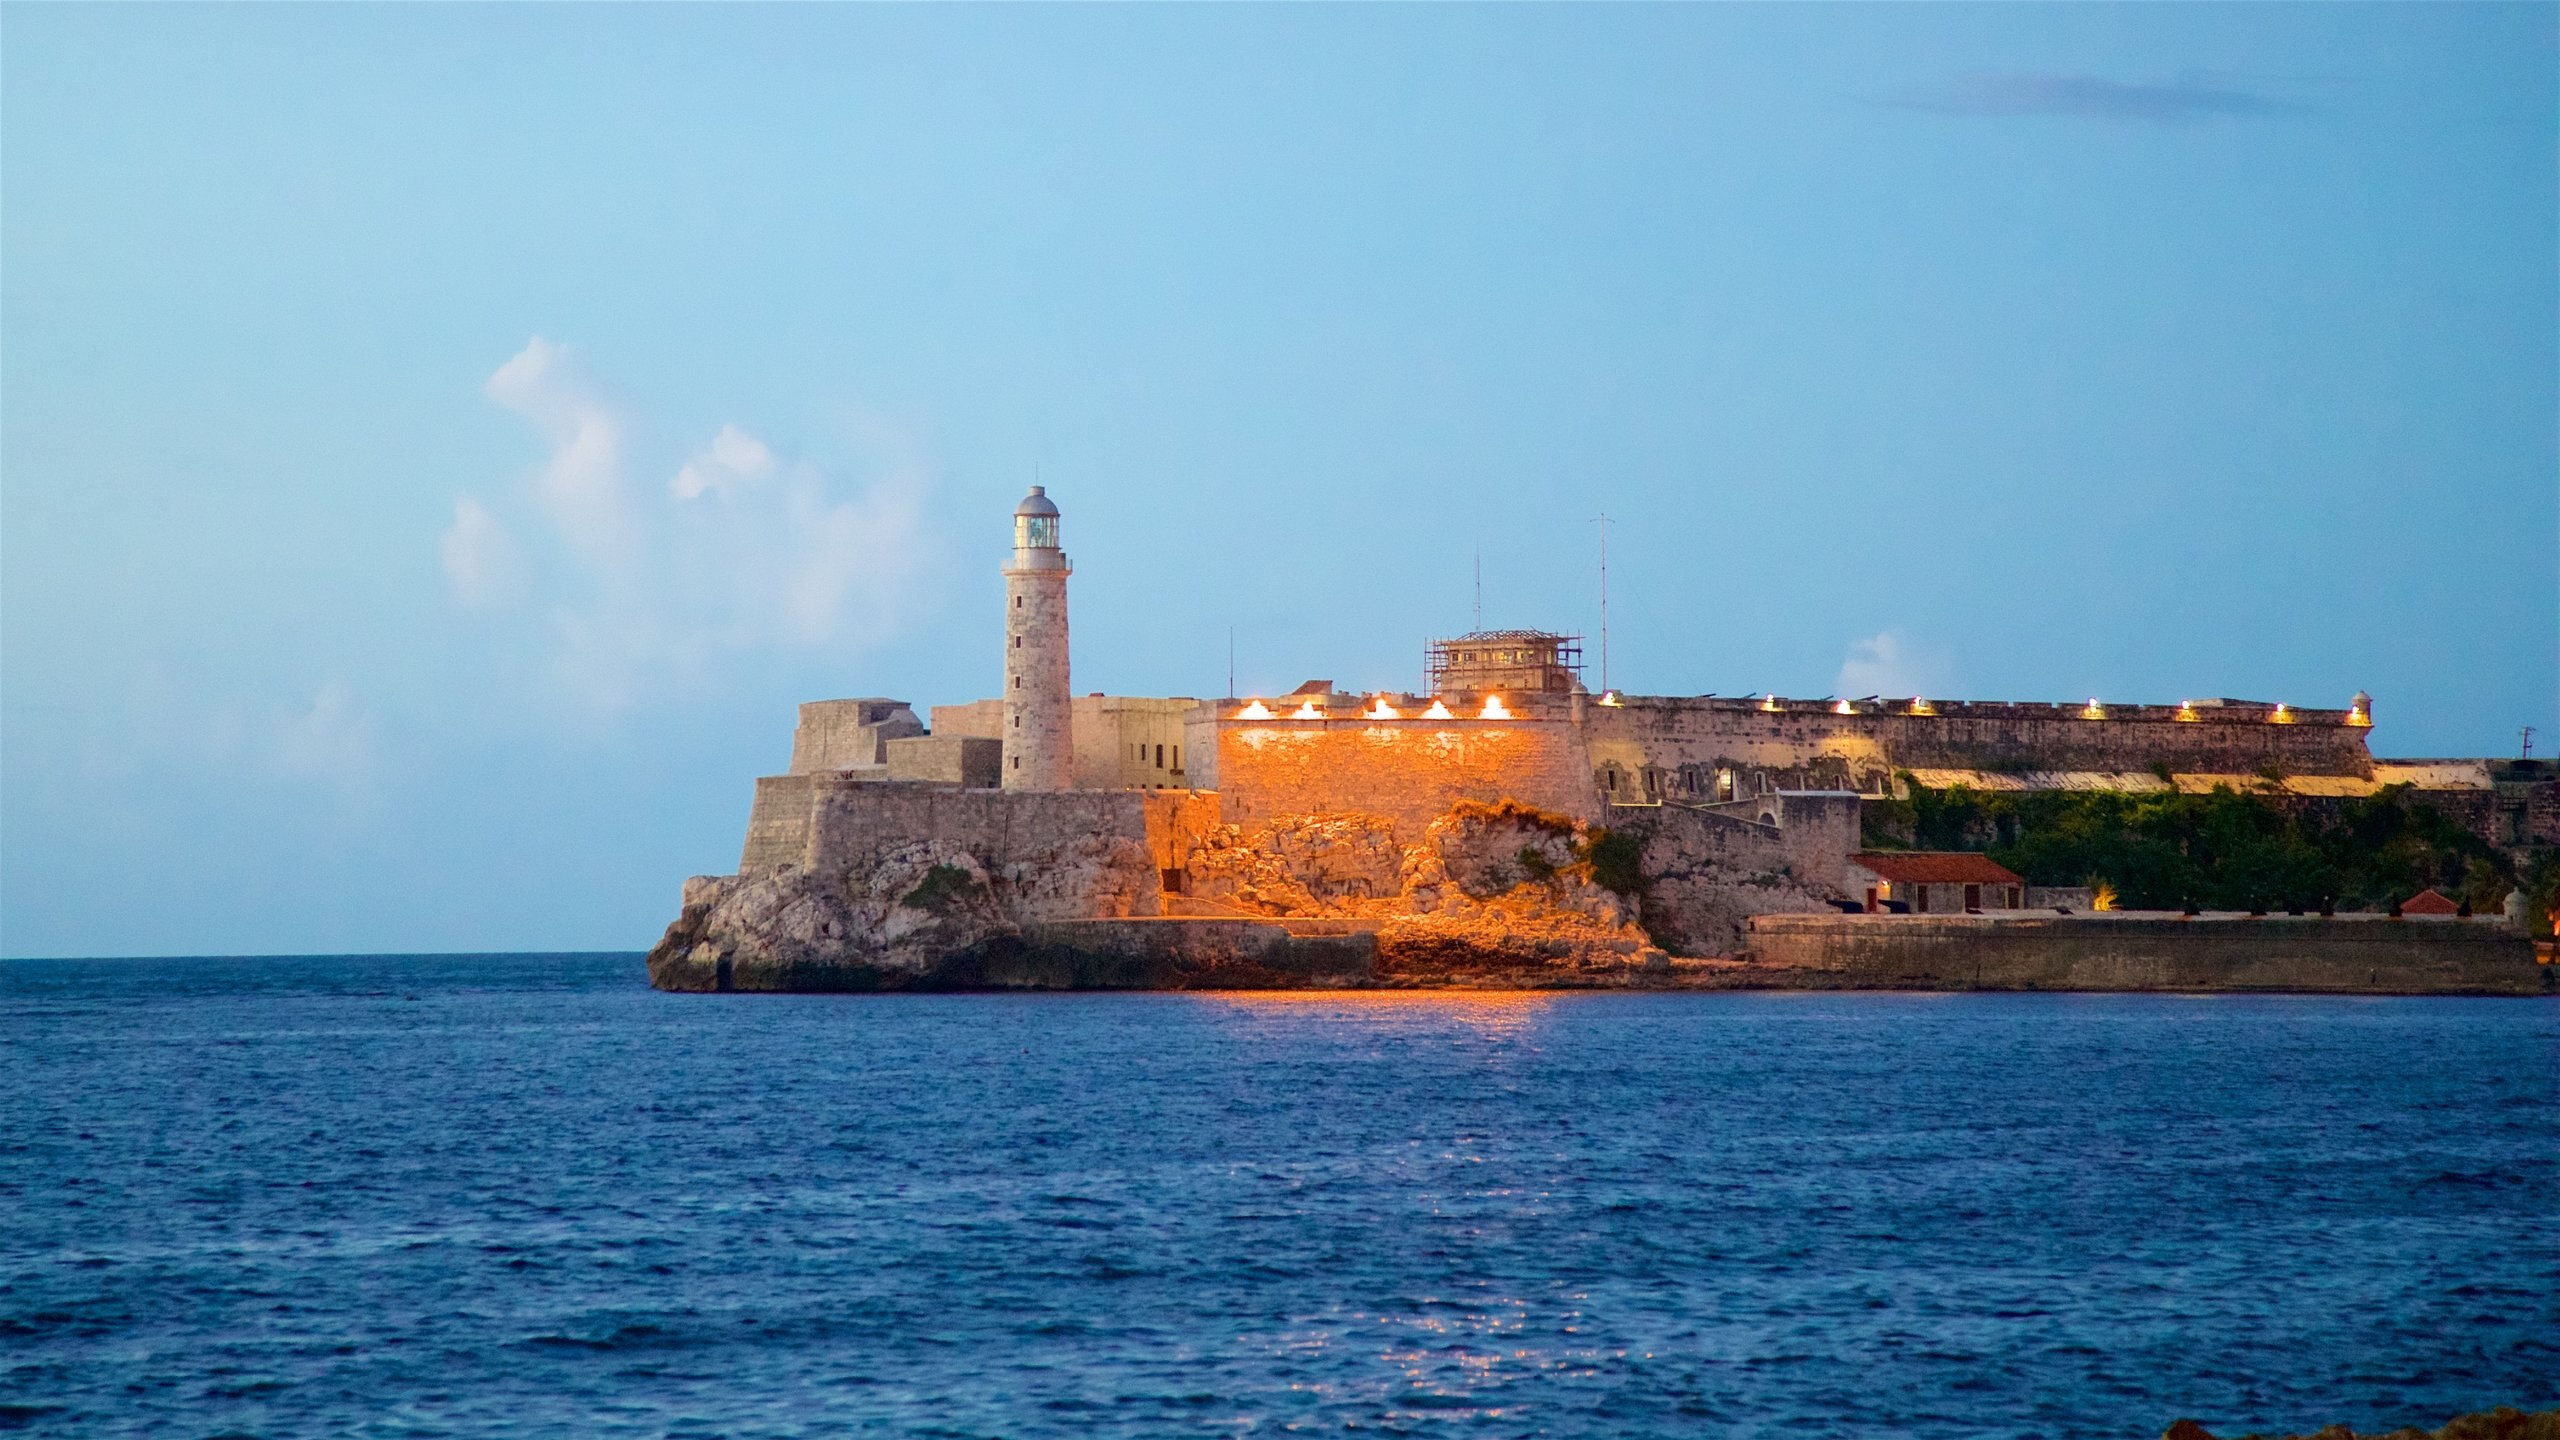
1012;675;1020;689
1013;636;1022;648
1010;755;1018;769
1154;744;1165;768
1172;745;1180;770
1011;714;1018;728
1014;596;1022;608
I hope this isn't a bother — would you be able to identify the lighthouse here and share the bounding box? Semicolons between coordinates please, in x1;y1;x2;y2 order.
1002;486;1072;791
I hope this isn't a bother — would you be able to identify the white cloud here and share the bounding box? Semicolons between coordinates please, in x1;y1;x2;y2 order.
482;336;638;575
671;424;776;500
451;339;940;710
439;495;524;608
1837;630;1953;700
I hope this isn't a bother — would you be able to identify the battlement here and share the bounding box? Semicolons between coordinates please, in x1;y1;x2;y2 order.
1611;694;2364;728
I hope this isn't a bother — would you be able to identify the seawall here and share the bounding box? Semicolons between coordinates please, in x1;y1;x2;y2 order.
1741;913;2549;995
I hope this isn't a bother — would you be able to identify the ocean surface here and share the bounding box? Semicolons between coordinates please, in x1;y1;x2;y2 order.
1;956;2552;1439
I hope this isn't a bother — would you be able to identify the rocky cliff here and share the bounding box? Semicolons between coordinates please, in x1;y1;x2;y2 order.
647;797;1669;992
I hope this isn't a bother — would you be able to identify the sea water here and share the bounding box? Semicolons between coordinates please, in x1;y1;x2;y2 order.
1;955;2552;1438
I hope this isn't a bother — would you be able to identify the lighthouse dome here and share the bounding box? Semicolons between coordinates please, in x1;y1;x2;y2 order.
1013;485;1062;553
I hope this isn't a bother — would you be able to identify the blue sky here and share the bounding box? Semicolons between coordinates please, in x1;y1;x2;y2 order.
5;3;2552;957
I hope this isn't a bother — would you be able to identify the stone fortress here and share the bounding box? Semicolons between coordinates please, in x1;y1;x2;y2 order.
650;488;2554;993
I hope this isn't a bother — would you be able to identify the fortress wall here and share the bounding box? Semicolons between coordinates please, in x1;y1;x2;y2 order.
930;700;1005;740
1875;711;2371;778
1072;696;1202;790
1183;712;1222;792
884;735;1002;788
1587;700;2373;796
1614;802;1857;955
1774;792;1865;892
741;775;820;873
796;782;1212;881
1139;790;1225;874
806;784;1152;873
1743;912;2546;994
1209;718;1600;839
788;700;924;774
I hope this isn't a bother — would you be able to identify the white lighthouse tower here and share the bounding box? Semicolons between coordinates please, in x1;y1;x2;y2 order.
1002;485;1072;791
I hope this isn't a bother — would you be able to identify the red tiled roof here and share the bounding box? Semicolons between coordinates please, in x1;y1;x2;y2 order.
1850;852;2024;885
2400;888;2460;915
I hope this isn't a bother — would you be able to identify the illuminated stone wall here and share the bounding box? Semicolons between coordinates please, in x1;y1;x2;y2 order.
1205;716;1602;840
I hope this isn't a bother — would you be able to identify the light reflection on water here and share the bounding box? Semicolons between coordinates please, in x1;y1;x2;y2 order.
1193;988;1561;1037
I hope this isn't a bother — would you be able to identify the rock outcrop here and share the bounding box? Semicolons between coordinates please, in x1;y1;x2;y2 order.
648;797;1668;992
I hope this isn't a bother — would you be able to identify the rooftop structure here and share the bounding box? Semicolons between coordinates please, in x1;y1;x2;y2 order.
1849;853;2024;886
1426;629;1584;697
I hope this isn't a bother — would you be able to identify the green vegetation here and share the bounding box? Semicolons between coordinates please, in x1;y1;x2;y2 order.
1515;846;1559;883
1865;776;2517;914
900;863;982;914
1575;828;1647;898
2525;851;2560;937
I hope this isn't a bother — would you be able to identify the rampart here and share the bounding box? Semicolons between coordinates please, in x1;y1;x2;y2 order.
1613;794;1863;953
787;698;923;774
1198;713;1601;839
1583;696;2373;799
801;783;1217;884
744;776;1217;882
1742;912;2546;995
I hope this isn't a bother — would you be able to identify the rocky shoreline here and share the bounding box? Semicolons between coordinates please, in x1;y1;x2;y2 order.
647;792;2550;997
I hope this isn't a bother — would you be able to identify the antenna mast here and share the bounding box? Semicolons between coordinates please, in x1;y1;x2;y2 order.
1473;542;1482;632
1228;627;1236;700
1592;512;1612;693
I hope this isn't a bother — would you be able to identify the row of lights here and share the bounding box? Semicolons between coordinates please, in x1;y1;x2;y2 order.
1238;693;2368;727
1233;695;1516;722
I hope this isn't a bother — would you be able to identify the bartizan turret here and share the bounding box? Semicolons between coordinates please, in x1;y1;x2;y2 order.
1002;486;1072;791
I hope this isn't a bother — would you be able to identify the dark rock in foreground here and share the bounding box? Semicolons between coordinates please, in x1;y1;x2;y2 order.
2163;1407;2559;1440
